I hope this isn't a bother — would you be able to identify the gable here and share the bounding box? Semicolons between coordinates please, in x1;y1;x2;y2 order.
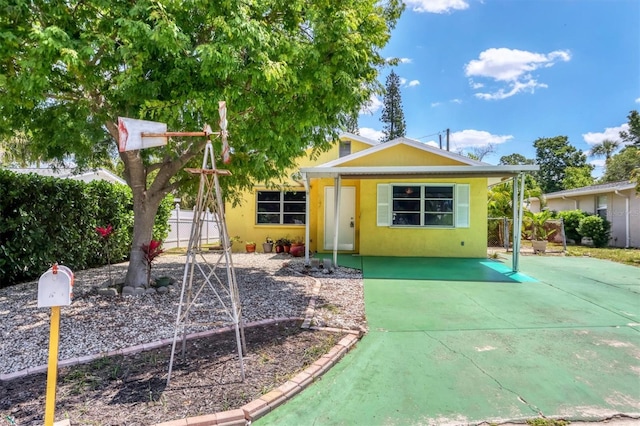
337;143;471;167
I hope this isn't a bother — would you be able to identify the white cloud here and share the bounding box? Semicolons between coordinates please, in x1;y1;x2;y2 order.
360;94;383;115
450;98;462;104
359;127;385;141
399;77;408;86
469;79;484;89
465;48;571;100
449;129;513;149
406;0;469;14
582;123;628;145
475;79;547;101
386;57;412;65
408;80;420;87
431;102;442;107
590;159;606;168
424;140;439;147
636;97;640;103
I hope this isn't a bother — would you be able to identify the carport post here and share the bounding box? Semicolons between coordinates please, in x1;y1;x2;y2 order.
303;173;311;265
333;175;342;268
513;173;525;272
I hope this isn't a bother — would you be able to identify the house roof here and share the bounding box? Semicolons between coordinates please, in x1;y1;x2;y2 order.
321;136;486;168
7;167;127;185
542;180;636;199
339;132;380;147
301;136;537;180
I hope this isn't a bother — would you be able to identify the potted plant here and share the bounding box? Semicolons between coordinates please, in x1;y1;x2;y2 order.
245;241;257;253
290;237;305;257
276;237;291;253
524;210;556;254
262;236;274;253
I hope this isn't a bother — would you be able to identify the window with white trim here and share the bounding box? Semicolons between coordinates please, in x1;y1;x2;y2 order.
377;183;470;228
339;141;351;157
596;195;607;219
256;191;306;225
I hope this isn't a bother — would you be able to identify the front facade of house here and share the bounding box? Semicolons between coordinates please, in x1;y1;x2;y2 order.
530;181;639;248
226;134;536;260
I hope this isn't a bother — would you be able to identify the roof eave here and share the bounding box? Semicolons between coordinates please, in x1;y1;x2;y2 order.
300;165;539;179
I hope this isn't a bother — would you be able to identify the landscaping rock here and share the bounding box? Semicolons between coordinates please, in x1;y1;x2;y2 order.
121;286;136;296
97;287;119;296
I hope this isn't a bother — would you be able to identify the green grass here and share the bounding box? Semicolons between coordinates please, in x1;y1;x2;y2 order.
565;246;640;267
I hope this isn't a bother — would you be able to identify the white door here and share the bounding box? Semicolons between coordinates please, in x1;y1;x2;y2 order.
324;186;356;250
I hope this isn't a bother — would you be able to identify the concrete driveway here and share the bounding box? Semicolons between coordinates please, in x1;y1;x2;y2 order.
256;255;640;425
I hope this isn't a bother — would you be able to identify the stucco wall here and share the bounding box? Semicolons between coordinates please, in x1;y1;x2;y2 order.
309;177;487;258
225;186;306;252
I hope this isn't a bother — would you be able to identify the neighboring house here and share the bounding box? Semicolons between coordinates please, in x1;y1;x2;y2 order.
7;167;127;185
226;133;537;269
529;181;639;248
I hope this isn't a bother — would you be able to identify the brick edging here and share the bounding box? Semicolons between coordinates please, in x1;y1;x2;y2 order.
153;332;362;426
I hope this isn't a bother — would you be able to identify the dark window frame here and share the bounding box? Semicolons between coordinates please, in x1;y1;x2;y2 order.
256;190;306;225
391;184;455;227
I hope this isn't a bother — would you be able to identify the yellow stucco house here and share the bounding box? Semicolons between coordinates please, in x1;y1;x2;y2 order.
226;133;536;266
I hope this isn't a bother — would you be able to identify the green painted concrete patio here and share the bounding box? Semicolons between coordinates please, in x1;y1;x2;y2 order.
257;255;640;425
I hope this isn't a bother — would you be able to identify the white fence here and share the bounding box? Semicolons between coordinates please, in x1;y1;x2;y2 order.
165;207;220;249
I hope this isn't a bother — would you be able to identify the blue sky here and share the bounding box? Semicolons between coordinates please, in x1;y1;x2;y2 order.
357;0;640;175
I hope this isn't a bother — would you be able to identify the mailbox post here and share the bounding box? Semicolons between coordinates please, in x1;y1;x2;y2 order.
37;264;74;426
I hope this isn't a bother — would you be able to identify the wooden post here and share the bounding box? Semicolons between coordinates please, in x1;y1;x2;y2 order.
44;306;61;426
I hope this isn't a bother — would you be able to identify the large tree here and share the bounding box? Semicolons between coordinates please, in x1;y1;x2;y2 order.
602;146;640;182
534;136;591;193
380;69;406;141
620;110;640;147
0;0;403;287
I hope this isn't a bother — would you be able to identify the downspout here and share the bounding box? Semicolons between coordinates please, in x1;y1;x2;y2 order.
517;173;526;270
302;172;310;264
614;190;630;248
333;175;342;268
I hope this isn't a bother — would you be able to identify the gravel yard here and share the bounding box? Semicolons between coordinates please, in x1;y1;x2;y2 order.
0;252;366;377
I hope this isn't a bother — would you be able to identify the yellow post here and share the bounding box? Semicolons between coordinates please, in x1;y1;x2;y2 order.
44;306;61;426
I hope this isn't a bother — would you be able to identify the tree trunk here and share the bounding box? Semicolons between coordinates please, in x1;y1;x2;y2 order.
106;120;203;287
107;121;168;288
126;197;162;287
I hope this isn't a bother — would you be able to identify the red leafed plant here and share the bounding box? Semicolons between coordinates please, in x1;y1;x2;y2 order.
141;240;164;287
95;224;114;284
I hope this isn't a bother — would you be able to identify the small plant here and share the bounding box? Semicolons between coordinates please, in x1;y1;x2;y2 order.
265;236;273;244
524;210;557;241
141;240;164;288
276;237;291;246
95;224;114;284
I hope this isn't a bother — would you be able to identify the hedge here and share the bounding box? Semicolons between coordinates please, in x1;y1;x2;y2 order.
0;169;171;287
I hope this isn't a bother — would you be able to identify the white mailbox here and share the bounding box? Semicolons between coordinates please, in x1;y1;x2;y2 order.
37;264;74;308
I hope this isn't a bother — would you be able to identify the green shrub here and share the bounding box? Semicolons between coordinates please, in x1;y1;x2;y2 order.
0;169;172;287
577;215;611;248
556;209;589;243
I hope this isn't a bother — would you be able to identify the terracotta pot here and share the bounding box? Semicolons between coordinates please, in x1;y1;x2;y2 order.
246;244;256;253
283;244;291;253
275;245;284;253
290;244;305;257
